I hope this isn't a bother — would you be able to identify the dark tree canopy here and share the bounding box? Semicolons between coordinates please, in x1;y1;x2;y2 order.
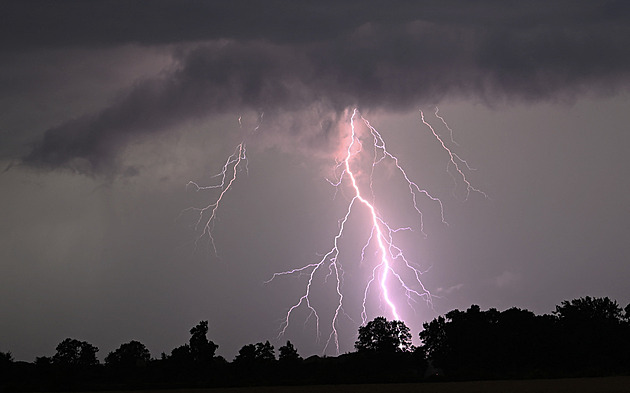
255;341;275;362
418;315;448;361
278;340;301;363
3;296;630;391
419;297;630;378
0;351;13;375
234;343;257;364
0;351;13;364
234;340;276;365
166;320;219;367
355;317;413;353
52;338;99;367
419;305;554;376
168;343;193;368
552;296;628;370
554;296;624;324
189;320;218;363
105;340;151;367
35;356;52;367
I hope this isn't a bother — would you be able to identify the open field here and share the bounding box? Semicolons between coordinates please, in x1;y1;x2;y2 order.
89;376;630;393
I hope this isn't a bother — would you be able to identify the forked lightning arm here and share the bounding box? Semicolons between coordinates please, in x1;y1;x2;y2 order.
183;113;263;254
184;142;247;255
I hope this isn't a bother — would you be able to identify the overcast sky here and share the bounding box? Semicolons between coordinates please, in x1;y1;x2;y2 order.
1;0;629;362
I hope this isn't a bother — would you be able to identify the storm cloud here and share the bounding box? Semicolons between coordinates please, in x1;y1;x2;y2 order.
7;0;630;173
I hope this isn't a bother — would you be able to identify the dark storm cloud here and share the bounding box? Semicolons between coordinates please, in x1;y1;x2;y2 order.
12;0;630;173
3;1;628;49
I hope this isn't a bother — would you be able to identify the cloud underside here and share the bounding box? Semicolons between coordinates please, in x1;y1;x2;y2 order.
16;1;630;174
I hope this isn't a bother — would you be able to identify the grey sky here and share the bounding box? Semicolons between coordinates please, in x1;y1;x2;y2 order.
1;1;629;361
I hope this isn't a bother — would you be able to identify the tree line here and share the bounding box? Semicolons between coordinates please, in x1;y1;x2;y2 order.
1;296;629;391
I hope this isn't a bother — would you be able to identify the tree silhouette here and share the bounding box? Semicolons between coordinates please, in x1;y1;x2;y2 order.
169;343;192;365
4;296;629;390
0;351;12;365
553;296;628;372
165;320;219;372
355;317;413;353
418;315;448;366
418;298;630;378
419;305;556;377
278;340;301;363
554;296;624;323
189;320;218;364
52;338;99;367
105;340;151;368
234;343;257;365
0;351;12;377
35;356;52;367
255;341;275;363
34;355;53;378
234;341;276;364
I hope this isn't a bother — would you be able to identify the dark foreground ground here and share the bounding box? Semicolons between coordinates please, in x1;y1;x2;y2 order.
78;376;630;393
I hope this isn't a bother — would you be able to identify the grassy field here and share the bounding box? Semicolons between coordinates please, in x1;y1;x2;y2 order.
91;376;630;393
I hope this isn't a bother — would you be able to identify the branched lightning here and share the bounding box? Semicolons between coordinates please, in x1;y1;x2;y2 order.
183;113;263;255
186;108;484;354
420;110;487;200
184;142;247;254
266;108;485;354
434;107;458;146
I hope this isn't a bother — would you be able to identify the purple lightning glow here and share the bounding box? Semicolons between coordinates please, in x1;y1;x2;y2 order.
186;108;484;354
265;108;485;354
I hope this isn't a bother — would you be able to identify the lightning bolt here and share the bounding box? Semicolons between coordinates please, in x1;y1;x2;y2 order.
434;107;459;146
419;110;487;200
185;142;247;255
266;108;485;354
183;113;263;255
186;107;484;354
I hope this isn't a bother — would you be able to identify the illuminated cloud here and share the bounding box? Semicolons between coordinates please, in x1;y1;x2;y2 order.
5;1;628;174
